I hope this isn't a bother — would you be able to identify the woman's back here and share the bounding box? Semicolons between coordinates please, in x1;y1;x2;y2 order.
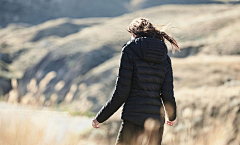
121;37;175;126
92;17;179;145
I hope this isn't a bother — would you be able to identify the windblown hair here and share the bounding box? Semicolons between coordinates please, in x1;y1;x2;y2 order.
127;17;180;53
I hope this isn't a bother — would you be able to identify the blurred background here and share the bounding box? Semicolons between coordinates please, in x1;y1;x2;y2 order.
0;0;240;144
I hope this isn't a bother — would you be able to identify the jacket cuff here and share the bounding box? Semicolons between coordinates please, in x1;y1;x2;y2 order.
95;115;104;123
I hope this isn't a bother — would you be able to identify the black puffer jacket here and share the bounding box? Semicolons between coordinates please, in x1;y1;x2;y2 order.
95;37;177;126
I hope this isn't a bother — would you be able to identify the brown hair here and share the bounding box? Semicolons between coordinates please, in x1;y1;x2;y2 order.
127;17;180;53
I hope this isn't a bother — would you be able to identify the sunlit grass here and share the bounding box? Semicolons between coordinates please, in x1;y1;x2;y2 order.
0;113;79;145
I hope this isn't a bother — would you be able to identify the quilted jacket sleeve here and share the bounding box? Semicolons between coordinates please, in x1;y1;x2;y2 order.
161;56;177;121
95;45;134;123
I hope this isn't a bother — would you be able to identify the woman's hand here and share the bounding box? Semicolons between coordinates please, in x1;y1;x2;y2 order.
167;118;177;126
92;118;100;128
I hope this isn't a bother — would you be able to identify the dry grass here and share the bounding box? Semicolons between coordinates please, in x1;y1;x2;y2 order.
0;112;80;145
3;54;240;145
172;55;240;89
0;113;237;145
0;115;46;145
6;70;94;116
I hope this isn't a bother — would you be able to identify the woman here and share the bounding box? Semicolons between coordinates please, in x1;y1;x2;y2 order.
92;17;179;145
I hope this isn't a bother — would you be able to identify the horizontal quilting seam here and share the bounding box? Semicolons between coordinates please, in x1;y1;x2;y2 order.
134;81;161;84
129;94;160;98
131;89;160;93
131;87;159;91
134;111;161;115
130;87;159;91
130;95;160;98
134;70;164;74
132;77;162;83
135;103;161;107
137;103;162;106
135;67;163;71
137;66;165;71
123;113;160;117
131;82;160;86
124;103;162;108
133;71;161;75
133;81;161;85
136;66;166;71
122;105;161;111
129;92;160;96
133;73;162;78
132;96;160;99
128;96;160;100
134;58;168;64
131;88;159;92
136;73;163;79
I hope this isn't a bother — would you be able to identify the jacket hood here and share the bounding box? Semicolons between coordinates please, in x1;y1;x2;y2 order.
126;37;168;63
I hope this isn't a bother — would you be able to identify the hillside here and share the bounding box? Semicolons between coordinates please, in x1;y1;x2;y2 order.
1;4;239;104
0;0;226;28
0;3;240;145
